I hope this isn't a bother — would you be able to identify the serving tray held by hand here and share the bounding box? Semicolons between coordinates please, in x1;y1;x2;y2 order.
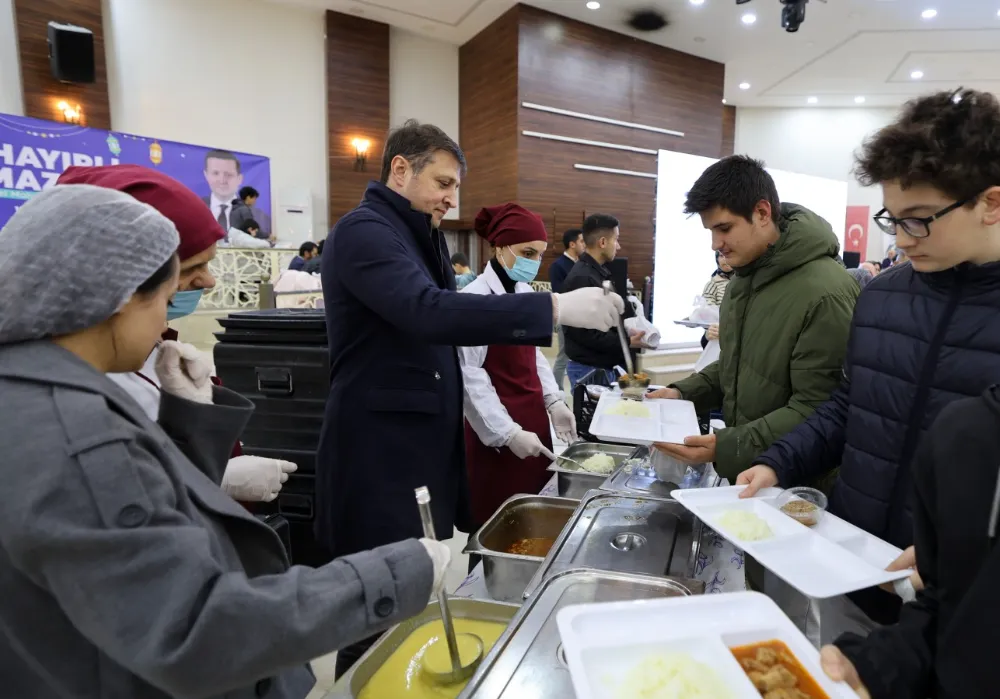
671;485;913;599
588;393;700;446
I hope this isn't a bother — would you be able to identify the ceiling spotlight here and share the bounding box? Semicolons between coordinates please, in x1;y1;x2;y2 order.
855;96;866;104
921;8;937;19
586;1;600;9
781;0;808;32
739;82;751;90
911;70;924;79
807;96;818;104
741;12;757;25
690;0;705;5
722;98;727;104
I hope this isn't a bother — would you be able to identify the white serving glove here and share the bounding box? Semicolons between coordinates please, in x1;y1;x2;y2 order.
221;455;298;502
420;538;453;599
555;287;625;332
506;427;557;461
155;340;214;404
548;401;578;444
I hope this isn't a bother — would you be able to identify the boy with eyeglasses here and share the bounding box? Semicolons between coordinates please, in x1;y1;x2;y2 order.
735;88;1000;643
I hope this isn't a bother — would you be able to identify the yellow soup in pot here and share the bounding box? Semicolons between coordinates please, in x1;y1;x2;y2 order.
357;618;507;699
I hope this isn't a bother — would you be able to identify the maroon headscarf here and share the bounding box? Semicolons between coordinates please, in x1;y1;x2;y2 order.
57;164;225;261
475;203;548;247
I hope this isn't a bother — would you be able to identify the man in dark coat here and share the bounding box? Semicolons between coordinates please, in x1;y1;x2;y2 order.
317;120;623;677
548;227;583;389
738;88;1000;643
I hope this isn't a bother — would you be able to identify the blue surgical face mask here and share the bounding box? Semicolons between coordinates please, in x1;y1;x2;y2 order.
167;289;204;321
501;247;541;284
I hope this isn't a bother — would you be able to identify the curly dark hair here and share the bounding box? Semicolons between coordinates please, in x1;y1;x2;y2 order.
854;88;1000;202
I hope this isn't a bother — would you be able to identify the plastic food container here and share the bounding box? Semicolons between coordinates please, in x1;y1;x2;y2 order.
776;487;828;528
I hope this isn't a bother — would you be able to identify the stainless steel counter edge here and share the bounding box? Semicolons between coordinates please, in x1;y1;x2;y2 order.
459;568;705;698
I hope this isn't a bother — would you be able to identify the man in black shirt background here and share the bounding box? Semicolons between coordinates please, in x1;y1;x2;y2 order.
549;227;584;389
563;214;642;388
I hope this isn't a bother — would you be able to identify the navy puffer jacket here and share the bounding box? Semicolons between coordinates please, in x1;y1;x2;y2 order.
757;261;1000;594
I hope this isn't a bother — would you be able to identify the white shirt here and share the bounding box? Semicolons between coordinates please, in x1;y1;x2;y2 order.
458;263;563;448
106;345;163;421
210;193;236;230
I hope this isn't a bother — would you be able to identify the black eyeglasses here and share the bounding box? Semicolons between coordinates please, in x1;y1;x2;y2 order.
873;198;972;238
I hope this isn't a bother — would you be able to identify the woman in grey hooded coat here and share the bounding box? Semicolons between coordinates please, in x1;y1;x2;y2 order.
0;184;450;699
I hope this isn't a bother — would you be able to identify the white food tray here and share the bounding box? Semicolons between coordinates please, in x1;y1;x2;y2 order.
557;591;858;699
589;393;700;446
674;319;712;328
672;486;912;599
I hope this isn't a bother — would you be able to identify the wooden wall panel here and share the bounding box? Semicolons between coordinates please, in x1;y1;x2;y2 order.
13;0;110;129
326;11;390;225
722;105;737;157
515;5;727;284
458;4;520;266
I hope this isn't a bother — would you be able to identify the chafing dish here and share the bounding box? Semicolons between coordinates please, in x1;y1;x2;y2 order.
522;489;700;599
547;442;636;500
600;445;719;499
463;494;577;603
460;568;703;698
324;597;519;698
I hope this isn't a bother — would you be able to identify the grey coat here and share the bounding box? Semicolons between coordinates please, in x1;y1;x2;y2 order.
0;341;432;699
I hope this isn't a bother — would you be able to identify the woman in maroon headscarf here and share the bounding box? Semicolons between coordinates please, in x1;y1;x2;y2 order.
458;204;578;528
57;164;295;504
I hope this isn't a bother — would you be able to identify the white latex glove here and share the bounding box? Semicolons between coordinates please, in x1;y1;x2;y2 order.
155;340;214;404
555;287;625;332
221;455;298;502
506;427;557;461
548;401;578;444
420;539;452;599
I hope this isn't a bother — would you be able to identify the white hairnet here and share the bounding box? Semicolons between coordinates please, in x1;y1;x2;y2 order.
0;184;180;345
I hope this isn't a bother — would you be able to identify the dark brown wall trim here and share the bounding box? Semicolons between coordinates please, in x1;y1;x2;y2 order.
515;5;727;284
14;0;110;129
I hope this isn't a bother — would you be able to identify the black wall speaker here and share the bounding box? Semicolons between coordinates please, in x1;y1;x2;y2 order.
843;251;861;269
48;21;95;84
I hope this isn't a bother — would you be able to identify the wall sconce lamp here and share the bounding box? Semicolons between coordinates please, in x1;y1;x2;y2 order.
57;100;82;124
352;138;370;171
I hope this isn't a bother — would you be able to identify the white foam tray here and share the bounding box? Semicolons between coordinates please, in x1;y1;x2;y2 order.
672;486;912;599
589;393;700;446
557;591;859;699
673;319;712;328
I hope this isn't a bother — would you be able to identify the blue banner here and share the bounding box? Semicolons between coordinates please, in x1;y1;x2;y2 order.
0;113;272;234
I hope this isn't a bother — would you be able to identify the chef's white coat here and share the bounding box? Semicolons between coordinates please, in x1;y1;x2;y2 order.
458;263;564;448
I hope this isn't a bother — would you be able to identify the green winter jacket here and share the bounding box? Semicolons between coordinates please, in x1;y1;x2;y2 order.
672;203;858;481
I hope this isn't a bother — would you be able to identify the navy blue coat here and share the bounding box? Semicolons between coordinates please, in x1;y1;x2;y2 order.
757;261;1000;614
549;254;575;294
316;183;554;557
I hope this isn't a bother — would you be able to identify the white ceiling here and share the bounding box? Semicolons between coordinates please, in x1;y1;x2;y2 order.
273;0;1000;108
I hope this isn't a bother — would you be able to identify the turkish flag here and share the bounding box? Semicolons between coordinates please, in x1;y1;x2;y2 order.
845;206;870;255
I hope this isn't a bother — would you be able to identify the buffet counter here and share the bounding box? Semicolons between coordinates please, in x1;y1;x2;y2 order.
325;444;747;699
455;470;746;601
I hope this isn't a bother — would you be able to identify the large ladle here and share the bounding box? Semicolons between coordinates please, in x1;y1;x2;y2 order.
415;486;484;685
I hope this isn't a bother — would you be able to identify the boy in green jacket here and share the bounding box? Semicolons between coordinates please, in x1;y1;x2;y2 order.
650;156;859;644
651;155;858;481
